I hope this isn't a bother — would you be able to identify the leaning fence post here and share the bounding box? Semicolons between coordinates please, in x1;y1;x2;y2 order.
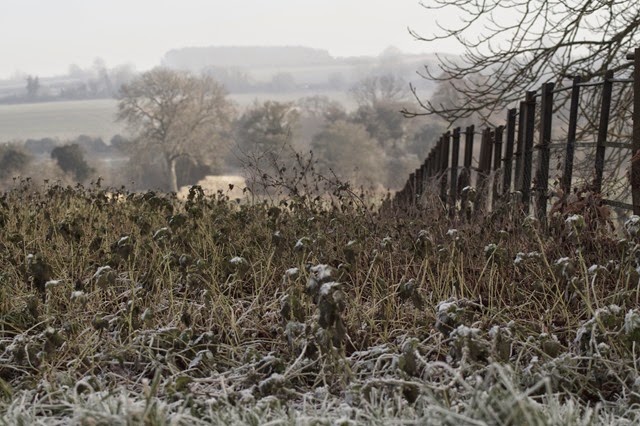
460;125;474;191
535;82;555;224
435;137;442;177
514;102;526;192
632;48;640;215
503;109;517;197
492;126;504;209
417;165;424;202
408;172;416;206
563;76;581;198
450;127;461;218
522;91;537;214
594;70;614;194
475;128;492;212
440;132;451;206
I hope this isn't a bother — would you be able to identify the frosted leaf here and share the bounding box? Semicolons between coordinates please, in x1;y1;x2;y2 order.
625;309;640;334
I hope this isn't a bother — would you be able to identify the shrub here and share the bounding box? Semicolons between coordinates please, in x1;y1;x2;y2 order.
51;143;94;181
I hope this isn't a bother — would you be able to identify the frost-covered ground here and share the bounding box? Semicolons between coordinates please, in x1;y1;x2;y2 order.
1;181;640;424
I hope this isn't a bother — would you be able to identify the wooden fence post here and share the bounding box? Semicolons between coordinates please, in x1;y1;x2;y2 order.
514;102;526;192
594;70;614;194
416;165;424;201
632;48;640;215
535;82;555;224
450;127;461;218
408;172;416;206
503;109;517;197
440;132;451;205
563;76;581;197
475;128;493;212
460;125;474;190
435;137;442;177
492;126;504;209
522;91;537;214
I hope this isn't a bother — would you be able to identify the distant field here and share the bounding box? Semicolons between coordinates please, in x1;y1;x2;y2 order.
0;90;357;143
0;99;123;143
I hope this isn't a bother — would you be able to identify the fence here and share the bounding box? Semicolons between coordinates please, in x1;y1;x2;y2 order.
393;47;640;224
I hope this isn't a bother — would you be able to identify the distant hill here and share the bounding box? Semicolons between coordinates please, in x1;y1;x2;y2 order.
162;46;336;69
160;45;444;93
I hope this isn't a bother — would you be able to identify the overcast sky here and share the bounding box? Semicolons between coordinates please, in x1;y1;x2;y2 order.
0;0;459;79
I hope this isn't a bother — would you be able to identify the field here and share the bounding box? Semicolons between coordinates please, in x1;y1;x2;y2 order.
0;91;357;144
1;175;640;424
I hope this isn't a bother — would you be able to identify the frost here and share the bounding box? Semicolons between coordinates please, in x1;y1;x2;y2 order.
229;256;247;266
380;236;392;250
45;280;63;289
453;325;480;338
152;227;170;240
319;281;341;296
514;251;541;266
92;266;117;288
310;264;334;282
587;264;606;275
437;300;457;313
625;309;640;334
70;291;85;299
625;215;640;237
294;237;311;251
284;267;299;279
565;214;585;234
488;325;501;339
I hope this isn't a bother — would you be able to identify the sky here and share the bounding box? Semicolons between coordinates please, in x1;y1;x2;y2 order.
0;0;460;79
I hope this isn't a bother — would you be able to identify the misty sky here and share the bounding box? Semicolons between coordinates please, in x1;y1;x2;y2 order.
0;0;460;79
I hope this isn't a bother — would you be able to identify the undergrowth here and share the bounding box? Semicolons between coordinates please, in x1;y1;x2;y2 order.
1;177;640;425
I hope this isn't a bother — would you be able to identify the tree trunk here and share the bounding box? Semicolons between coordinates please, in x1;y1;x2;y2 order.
168;158;179;193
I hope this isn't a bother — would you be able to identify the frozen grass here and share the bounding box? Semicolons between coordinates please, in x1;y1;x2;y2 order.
1;178;640;424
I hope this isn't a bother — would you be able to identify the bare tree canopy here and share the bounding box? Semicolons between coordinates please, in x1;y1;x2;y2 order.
118;68;235;192
406;0;640;124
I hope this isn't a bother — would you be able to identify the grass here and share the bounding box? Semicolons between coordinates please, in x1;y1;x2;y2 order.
1;175;640;425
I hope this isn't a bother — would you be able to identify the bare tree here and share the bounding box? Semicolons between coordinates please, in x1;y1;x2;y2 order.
118;68;235;192
405;0;640;124
350;74;407;107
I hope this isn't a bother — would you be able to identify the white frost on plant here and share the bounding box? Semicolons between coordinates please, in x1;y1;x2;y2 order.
44;280;63;289
625;309;640;334
437;299;458;313
284;267;299;278
565;214;585;232
484;243;498;256
453;325;480;338
514;251;541;266
294;237;310;251
319;282;341;296
625;215;640;237
310;264;334;282
229;256;247;266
